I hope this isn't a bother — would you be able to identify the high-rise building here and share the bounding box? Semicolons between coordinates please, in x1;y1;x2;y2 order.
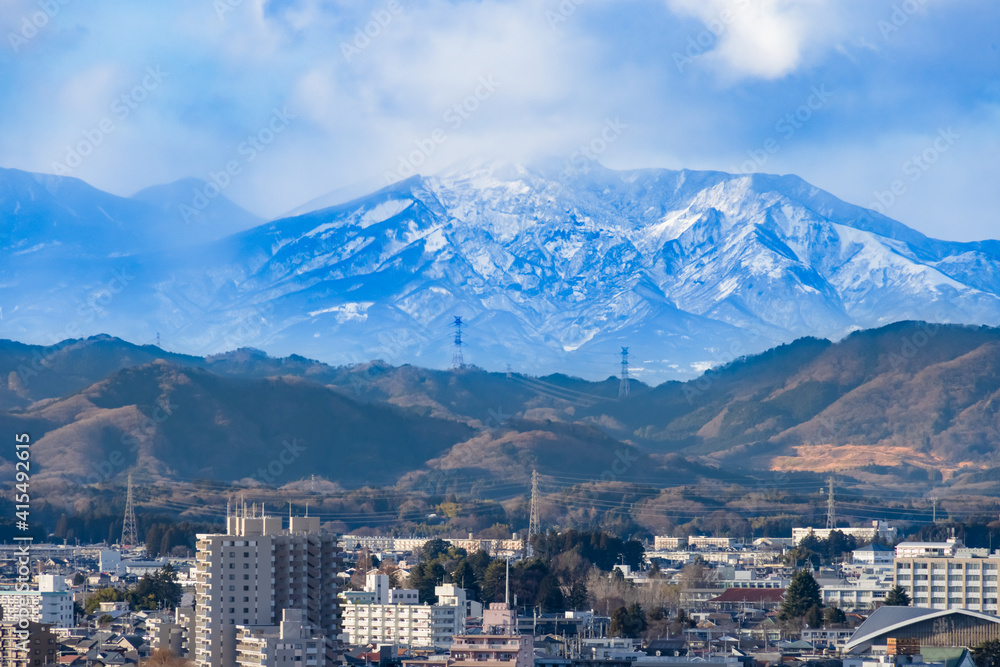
194;507;342;667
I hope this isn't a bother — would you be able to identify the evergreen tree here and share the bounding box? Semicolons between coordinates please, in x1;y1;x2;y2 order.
885;585;911;606
824;606;846;627
804;604;822;628
779;570;822;621
973;639;1000;667
569;581;590;610
537;574;565;612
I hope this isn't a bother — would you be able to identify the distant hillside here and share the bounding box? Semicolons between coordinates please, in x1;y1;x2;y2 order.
4;323;1000;495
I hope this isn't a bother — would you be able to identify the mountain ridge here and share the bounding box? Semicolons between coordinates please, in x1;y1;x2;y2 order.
2;161;1000;382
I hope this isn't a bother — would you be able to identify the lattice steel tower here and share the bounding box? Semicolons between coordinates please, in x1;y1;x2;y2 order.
619;347;630;398
452;316;465;369
527;470;540;557
122;471;139;548
826;476;836;530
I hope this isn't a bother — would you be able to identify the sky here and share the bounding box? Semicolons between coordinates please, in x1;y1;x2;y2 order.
0;0;998;241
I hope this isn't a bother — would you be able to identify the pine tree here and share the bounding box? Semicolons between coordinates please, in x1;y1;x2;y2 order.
885;585;912;606
779;570;822;621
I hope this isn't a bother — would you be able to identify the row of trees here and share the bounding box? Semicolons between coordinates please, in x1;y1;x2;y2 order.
85;565;183;614
402;538;589;612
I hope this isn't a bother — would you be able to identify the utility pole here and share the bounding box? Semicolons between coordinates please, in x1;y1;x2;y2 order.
932;496;938;523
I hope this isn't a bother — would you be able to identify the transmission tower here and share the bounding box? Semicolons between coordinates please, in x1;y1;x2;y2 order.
121;471;139;549
527;470;540;557
452;316;465;369
825;476;836;530
618;347;630;398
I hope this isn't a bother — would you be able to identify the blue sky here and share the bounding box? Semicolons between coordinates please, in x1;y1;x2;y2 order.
1;0;997;241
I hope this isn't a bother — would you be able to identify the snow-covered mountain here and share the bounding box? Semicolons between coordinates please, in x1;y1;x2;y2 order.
3;159;1000;382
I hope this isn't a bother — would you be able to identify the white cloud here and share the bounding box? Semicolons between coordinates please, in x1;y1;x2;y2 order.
666;0;841;80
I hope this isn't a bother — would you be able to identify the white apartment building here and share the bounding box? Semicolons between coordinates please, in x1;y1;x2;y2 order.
342;583;467;647
341;535;524;558
894;538;968;559
688;537;738;550
194;509;342;667
0;575;74;628
820;575;892;611
894;552;1000;612
236;608;329;667
793;521;896;544
654;537;688;550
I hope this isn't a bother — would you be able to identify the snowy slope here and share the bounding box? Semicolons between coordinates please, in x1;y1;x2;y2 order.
2;160;1000;382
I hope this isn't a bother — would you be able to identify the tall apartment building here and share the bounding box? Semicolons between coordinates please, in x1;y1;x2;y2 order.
0;575;74;628
893;540;1000;612
194;509;342;667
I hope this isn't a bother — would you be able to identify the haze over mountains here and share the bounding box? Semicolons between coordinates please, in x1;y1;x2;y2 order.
2;161;1000;382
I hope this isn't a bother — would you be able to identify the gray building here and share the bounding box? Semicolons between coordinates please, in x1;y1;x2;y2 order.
194;508;342;667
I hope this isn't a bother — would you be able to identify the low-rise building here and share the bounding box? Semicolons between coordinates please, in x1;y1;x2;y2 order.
235;609;329;667
821;575;893;612
0;621;58;666
449;602;532;667
0;575;74;628
342;584;467;647
793;521;896;545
